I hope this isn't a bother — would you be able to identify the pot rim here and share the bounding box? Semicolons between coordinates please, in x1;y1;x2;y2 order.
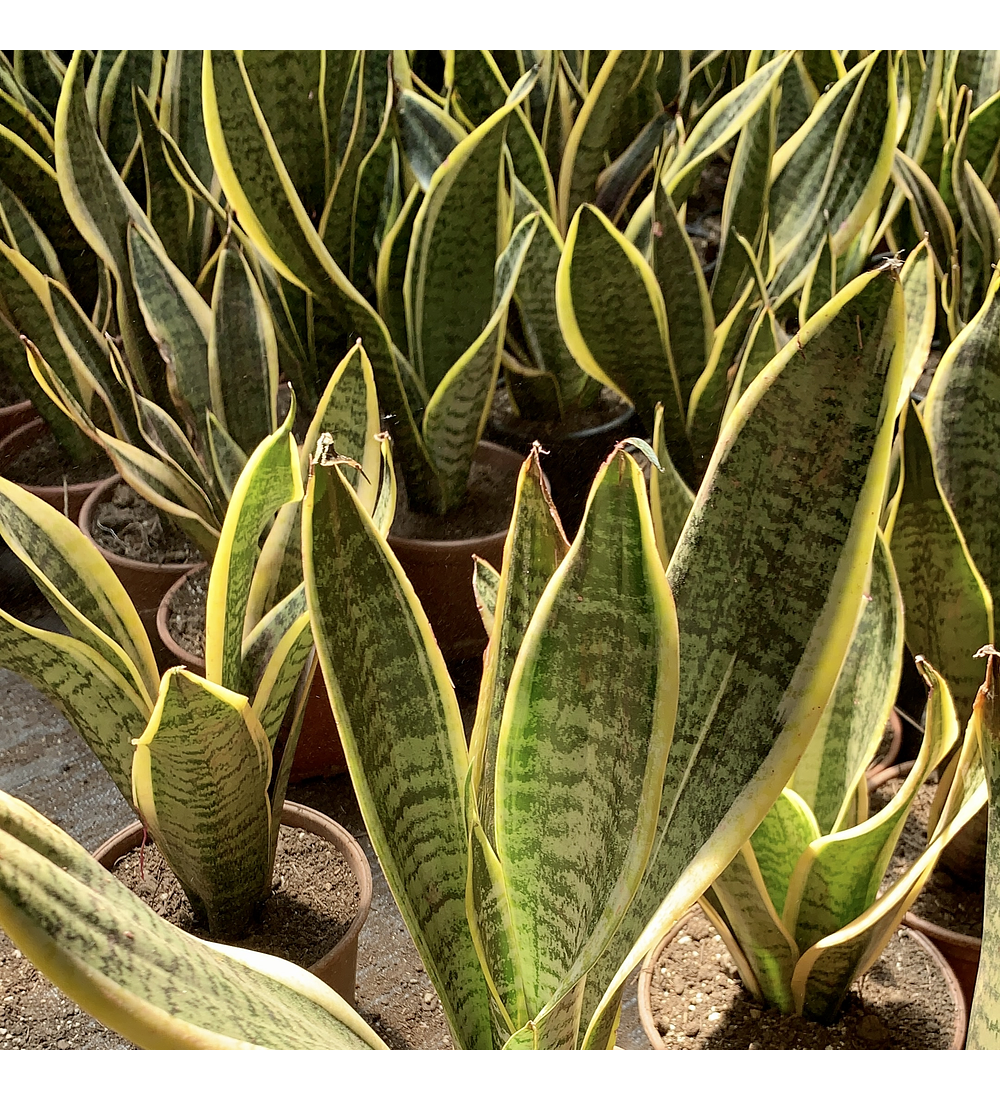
388;440;525;550
488;391;637;445
79;474;202;576
91;800;373;1003
0;416;110;495
156;562;208;671
902;910;982;952
637;905;968;1050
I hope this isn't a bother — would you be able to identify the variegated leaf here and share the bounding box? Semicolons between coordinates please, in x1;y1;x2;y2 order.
303;457;494;1049
0;791;383;1049
131;669;272;937
582;267;904;1046
494;448;678;1018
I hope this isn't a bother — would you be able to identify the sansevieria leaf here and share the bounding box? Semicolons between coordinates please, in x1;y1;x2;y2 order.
582;265;904;1047
303;454;494;1049
923;264;1000;610
131;669;272;937
494;446;678;1022
0;791;384;1049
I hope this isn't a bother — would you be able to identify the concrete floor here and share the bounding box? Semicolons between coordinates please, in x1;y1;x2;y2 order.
0;543;650;1049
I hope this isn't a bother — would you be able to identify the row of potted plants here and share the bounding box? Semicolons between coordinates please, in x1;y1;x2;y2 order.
0;48;999;1049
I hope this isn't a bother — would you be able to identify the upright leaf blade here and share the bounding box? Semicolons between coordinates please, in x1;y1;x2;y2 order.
303;457;493;1049
583;267;904;1045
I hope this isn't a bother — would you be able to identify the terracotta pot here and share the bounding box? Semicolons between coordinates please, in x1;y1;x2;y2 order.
93;800;372;1006
486;391;639;536
0;417;108;524
80;476;200;672
157;565;347;781
637;906;967;1049
388;441;524;663
903;911;981;1019
0;398;34;438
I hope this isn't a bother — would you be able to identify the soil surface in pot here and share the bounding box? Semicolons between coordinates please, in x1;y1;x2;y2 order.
871;774;984;937
646;909;958;1049
90;481;203;566
111;825;360;970
2;427;113;486
489;385;632;439
390;453;518;542
0;824;360;1051
167;567;210;659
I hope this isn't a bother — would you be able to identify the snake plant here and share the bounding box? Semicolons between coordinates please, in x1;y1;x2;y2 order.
0;342;390;938
0;788;387;1050
968;646;1000;1048
1;52;291;557
0;260;903;1047
702;533;986;1022
301;262;906;1049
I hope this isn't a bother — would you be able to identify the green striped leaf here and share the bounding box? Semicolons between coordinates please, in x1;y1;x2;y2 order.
710;84;776;321
664;52;790;207
205;411;248;502
472;556;500;635
0;791;383;1049
92;428;221;557
0;176;61;280
421;214;536;511
593;113;671;225
96;51;163;178
718;303;782;431
208;239;279;456
893;148;957;280
468;445;570;843
890;403;993;727
896;240;937;416
507;183;590;413
789;531;904;835
0;610;149;802
0;119;95;307
128;220;213;434
493;448;678;1020
132;670;272;937
789;659;975;1022
0;240;104;462
582;267;904;1046
245;341;385;627
404;70;535;397
394;86;466;191
241;584;312;749
648;183;714;413
134;87;201;284
556;51;650;231
649;402;695;567
467;819;527;1042
556;203;691;477
923;265;1000;609
320;51;392;289
204;413;303;694
54;52;164;402
768;52;897;304
160;50;214;191
375;182;421;351
710;798;811;1013
303;456;493;1049
202;50;437;507
0;474;159;701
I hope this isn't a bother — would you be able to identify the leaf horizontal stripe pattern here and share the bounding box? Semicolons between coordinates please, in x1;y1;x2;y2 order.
494;450;677;1019
132;670;272;937
304;460;493;1049
581;268;903;1045
0;792;381;1049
